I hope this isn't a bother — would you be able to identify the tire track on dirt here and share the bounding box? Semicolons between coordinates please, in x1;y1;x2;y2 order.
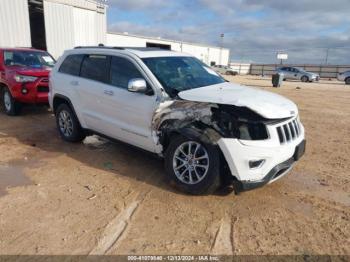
211;216;237;255
90;191;149;255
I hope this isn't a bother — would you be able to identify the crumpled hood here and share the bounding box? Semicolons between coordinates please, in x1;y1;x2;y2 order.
178;82;298;119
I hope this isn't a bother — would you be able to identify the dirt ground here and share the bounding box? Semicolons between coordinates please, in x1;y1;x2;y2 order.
0;75;349;256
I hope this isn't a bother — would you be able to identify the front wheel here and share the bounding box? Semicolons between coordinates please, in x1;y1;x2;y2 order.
55;103;86;142
2;87;21;116
301;76;309;82
164;135;221;195
346;77;350;85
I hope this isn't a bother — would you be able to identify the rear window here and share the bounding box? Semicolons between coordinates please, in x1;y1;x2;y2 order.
80;55;109;83
59;55;84;76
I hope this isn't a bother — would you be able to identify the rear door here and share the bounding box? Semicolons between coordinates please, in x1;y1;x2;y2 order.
74;54;113;132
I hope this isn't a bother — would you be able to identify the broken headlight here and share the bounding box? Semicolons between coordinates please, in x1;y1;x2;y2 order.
212;107;269;140
237;121;268;140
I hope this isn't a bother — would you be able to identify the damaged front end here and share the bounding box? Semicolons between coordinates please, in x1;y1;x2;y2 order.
152;99;287;154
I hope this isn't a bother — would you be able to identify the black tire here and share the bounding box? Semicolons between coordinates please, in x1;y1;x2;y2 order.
2;87;21;116
164;135;221;195
301;75;309;82
345;77;350;85
55;103;85;142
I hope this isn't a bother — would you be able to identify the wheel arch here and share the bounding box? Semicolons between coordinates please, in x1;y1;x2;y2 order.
301;75;309;81
0;82;9;93
52;94;85;128
159;120;222;152
53;94;75;115
345;77;350;84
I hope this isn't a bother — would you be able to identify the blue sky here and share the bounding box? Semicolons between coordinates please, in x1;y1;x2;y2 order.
106;0;350;64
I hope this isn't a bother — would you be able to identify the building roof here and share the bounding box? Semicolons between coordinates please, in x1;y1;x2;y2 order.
108;31;230;51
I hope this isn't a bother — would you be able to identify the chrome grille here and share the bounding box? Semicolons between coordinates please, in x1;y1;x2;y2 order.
276;118;301;144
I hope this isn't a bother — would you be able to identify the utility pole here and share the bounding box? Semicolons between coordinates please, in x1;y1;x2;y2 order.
219;33;224;65
325;48;330;65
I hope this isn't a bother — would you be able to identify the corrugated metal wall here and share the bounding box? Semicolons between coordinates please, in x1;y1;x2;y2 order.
44;1;75;59
44;0;106;58
0;0;31;48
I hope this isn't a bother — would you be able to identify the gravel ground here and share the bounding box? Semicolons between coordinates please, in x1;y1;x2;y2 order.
0;75;349;255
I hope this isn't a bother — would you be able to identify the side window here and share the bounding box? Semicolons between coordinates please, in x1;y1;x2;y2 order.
4;51;14;65
80;55;109;83
59;55;84;76
110;56;143;89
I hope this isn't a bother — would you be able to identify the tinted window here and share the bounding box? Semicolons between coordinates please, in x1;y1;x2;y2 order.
80;55;109;83
59;55;84;76
110;56;143;89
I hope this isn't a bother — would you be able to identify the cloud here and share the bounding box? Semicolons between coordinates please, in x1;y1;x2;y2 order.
106;0;166;11
107;0;350;64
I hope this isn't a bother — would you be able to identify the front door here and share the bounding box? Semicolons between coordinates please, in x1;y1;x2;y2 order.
98;55;157;152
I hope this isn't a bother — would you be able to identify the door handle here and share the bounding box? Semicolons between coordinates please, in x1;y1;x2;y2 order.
70;80;79;86
104;90;114;96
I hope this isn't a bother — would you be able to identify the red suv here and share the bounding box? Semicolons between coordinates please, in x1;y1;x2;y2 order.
0;48;55;115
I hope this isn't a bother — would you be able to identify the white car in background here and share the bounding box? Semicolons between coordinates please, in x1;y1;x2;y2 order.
212;65;238;76
49;46;306;195
337;71;350;85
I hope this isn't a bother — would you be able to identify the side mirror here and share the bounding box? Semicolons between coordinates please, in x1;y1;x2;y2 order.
128;78;147;93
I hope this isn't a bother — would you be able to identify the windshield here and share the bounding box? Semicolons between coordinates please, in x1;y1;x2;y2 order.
4;50;55;68
142;56;225;97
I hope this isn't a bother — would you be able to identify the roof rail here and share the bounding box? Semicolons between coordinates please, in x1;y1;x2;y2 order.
74;46;125;50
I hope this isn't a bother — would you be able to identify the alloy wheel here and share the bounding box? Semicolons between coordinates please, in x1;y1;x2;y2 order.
172;141;209;185
4;91;12;111
58;110;74;137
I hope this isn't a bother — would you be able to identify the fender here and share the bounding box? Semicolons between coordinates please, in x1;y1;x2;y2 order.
178;126;222;145
160;120;222;151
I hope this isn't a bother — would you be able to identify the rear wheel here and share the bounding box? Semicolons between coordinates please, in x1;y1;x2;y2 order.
301;75;309;82
165;135;221;195
55;103;85;142
346;77;350;85
2;87;21;116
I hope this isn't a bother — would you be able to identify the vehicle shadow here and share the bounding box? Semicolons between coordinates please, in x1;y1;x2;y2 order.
0;106;233;196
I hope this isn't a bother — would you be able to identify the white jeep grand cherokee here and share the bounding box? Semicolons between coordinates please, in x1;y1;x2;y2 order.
49;46;306;195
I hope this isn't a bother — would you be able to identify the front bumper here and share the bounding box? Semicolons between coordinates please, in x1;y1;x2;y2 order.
11;77;49;104
218;117;305;190
236;139;305;191
311;75;319;81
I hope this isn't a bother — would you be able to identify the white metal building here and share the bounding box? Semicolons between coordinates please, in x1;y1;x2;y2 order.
107;32;230;66
0;0;107;58
0;0;230;65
